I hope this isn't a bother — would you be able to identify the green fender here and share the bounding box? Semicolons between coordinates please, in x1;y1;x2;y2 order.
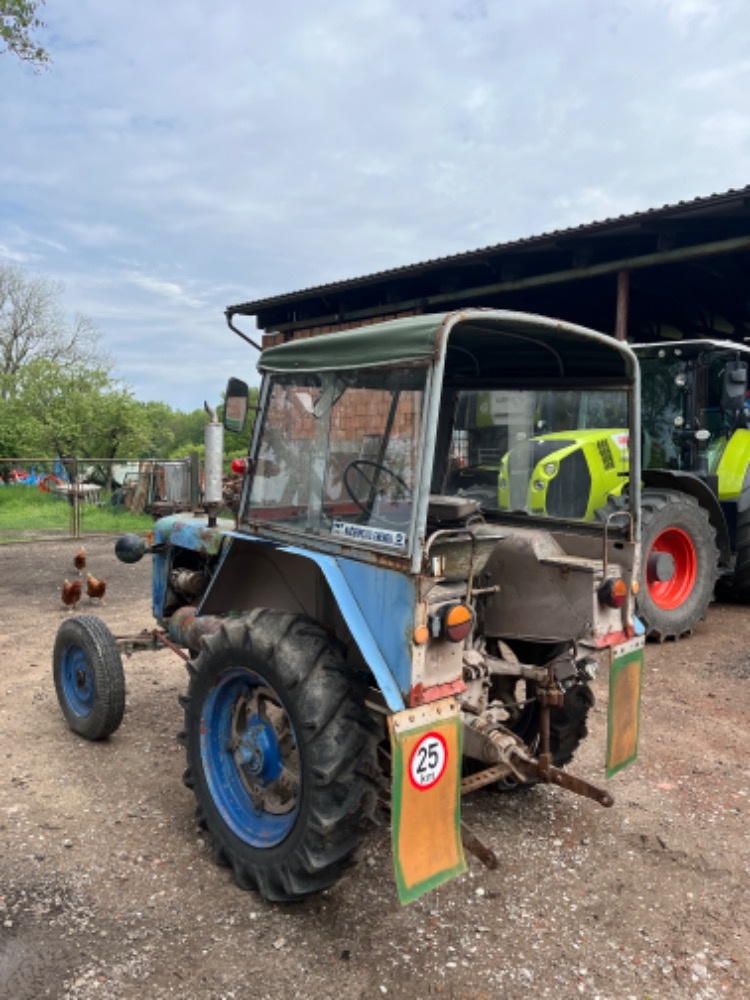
716;428;750;504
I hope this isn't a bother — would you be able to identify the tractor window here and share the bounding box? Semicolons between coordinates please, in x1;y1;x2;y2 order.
445;387;629;521
244;367;427;551
640;349;743;474
639;355;686;470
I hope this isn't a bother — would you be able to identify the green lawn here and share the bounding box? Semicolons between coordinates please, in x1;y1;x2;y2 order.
0;485;154;542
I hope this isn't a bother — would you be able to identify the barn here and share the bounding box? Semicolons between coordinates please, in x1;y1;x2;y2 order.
226;185;750;350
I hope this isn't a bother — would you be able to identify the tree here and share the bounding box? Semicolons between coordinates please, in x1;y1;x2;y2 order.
0;0;49;68
9;358;152;459
0;264;104;399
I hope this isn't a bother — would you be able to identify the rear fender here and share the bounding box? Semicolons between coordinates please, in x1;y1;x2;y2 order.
716;429;750;509
196;535;413;712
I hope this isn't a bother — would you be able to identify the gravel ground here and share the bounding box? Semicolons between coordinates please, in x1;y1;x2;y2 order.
0;536;748;1000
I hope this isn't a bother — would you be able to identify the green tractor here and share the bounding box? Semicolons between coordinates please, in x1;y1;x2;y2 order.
479;340;750;641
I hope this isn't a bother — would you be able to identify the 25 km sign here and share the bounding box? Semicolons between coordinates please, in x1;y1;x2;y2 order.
390;701;466;903
408;731;448;790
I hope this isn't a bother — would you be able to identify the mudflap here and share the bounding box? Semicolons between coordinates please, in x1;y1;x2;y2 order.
607;636;645;778
388;697;466;905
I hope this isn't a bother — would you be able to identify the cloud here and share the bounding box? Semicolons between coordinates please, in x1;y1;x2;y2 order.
654;0;723;32
0;242;34;264
1;0;750;410
61;222;121;248
124;272;204;310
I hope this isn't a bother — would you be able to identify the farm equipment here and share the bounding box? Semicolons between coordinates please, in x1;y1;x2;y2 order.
52;308;644;905
491;339;750;640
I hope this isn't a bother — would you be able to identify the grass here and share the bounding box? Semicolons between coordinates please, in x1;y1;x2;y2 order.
0;485;154;542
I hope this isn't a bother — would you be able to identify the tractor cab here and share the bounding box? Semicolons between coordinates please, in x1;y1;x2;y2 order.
636;340;750;489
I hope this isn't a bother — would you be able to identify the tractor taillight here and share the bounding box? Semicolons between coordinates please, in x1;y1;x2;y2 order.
442;604;473;643
599;577;628;609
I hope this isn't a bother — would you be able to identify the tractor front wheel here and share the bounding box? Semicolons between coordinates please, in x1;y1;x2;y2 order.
52;615;126;740
180;610;379;903
637;490;718;641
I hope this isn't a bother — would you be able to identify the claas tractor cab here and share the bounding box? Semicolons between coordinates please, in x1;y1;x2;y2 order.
52;308;645;906
633;340;750;635
484;338;750;641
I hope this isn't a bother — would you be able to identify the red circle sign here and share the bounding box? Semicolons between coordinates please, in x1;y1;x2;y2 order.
408;732;448;790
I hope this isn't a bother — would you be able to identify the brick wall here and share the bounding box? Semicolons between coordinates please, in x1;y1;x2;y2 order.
261;308;423;349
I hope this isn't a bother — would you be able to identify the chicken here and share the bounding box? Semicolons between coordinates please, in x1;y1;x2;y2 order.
61;578;82;611
86;573;107;605
73;546;87;576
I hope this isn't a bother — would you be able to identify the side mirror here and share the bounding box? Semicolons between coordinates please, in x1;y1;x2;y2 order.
721;361;748;412
224;378;249;433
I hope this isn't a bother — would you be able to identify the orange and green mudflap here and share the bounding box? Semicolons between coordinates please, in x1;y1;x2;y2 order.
388;697;466;905
607;636;645;778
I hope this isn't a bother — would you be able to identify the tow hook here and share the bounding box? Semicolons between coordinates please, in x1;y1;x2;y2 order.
510;752;615;807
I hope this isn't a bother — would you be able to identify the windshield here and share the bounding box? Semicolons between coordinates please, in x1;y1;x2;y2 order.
445;388;629;520
243;367;427;552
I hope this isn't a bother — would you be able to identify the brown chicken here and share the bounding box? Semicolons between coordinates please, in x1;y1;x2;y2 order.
73;546;87;575
86;573;107;605
61;578;82;611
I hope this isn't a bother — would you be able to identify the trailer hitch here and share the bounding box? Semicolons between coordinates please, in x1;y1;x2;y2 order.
508;754;614;807
461;707;615;809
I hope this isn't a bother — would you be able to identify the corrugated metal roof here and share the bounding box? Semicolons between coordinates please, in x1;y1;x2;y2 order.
228;185;750;315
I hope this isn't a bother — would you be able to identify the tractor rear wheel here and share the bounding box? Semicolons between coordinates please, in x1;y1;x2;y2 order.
179;610;379;903
637;490;718;641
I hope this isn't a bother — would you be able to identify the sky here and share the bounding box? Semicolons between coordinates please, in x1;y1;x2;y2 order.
2;0;750;412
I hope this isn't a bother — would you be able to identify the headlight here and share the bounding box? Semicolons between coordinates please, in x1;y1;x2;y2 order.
543;462;557;476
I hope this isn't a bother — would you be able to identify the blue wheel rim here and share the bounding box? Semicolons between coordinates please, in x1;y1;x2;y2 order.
60;644;96;718
200;668;300;847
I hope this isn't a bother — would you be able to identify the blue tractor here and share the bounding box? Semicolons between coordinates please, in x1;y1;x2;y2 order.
52;309;644;905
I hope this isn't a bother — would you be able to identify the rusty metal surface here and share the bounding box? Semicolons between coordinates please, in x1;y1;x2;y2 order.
113;628;191;662
460;821;499;870
166;607;223;652
511;755;615;808
461;765;514;794
408;678;466;708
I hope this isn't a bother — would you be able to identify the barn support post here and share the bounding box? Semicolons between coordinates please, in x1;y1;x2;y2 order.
615;270;630;342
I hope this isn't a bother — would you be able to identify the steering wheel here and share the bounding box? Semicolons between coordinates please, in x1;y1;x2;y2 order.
342;460;413;519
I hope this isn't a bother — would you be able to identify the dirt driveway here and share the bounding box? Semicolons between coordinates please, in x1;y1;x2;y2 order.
1;536;748;1000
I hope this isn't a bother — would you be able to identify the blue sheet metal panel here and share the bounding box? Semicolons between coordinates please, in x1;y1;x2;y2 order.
221;534;412;711
151;518;173;617
153;517;412;711
151;550;169;618
280;544;412;713
151;514;232;619
335;557;415;693
157;514;233;554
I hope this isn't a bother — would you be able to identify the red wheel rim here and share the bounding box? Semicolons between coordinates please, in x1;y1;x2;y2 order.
646;527;697;610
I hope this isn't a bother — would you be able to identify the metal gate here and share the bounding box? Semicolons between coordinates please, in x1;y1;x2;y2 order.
0;455;200;542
